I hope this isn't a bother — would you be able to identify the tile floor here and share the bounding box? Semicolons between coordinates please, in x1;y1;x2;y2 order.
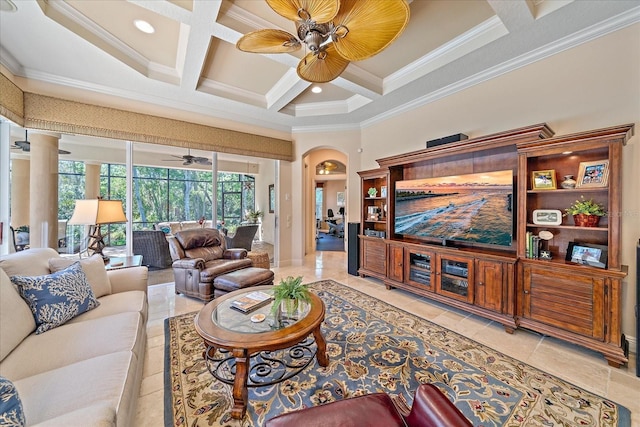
135;250;640;426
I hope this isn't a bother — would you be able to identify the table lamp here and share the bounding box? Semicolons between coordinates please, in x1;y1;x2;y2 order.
68;199;127;261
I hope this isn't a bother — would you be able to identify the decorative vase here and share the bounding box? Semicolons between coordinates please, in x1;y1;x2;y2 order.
278;299;309;321
561;175;577;189
573;214;601;227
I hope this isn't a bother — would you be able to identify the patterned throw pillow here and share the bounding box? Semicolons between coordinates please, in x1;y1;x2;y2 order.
10;262;100;334
160;226;171;234
0;376;26;427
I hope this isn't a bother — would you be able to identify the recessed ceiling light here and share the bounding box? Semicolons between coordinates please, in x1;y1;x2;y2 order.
134;19;155;34
311;86;322;94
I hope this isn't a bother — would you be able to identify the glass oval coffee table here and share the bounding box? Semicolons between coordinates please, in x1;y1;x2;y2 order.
194;285;328;419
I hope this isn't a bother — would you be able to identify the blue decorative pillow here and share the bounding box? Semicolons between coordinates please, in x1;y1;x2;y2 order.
160;226;171;234
0;376;26;426
11;262;99;334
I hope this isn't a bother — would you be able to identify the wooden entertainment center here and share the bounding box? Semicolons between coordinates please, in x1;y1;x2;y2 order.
358;123;634;367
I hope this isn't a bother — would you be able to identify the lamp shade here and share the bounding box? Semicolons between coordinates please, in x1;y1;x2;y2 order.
68;199;127;225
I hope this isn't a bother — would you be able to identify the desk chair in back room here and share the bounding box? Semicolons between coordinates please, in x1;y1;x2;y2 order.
327;208;336;224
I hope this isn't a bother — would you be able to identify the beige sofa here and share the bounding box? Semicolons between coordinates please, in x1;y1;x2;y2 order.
0;248;148;426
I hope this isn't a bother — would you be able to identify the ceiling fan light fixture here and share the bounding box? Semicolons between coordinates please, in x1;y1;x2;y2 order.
239;0;409;82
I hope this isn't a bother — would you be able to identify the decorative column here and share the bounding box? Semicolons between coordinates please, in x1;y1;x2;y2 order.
10;158;30;227
85;162;101;198
28;132;60;249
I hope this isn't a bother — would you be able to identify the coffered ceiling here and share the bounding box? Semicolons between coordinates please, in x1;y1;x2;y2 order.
0;0;638;136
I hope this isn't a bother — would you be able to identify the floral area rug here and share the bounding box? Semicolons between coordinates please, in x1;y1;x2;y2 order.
164;279;630;426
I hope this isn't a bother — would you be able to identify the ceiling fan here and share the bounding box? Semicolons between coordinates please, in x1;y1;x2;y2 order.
163;149;212;166
317;161;337;174
236;0;410;83
11;130;71;155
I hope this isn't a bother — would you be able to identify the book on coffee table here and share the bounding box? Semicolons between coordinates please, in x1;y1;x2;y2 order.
231;291;273;313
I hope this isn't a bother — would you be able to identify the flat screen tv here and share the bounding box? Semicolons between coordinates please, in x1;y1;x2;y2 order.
394;170;514;248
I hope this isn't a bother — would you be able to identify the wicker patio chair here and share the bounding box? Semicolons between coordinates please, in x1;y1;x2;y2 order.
133;230;173;270
224;224;258;251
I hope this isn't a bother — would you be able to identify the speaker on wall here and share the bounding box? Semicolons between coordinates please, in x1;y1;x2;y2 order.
348;223;360;276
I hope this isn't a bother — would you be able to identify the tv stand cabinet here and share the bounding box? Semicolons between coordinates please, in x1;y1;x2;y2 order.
358;123;634;367
385;242;518;332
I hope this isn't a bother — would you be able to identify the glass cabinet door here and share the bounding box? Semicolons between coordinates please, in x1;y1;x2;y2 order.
406;251;434;291
438;256;473;303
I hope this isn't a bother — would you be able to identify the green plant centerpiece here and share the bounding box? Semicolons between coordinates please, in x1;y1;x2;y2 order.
245;209;263;223
564;196;606;227
270;275;311;319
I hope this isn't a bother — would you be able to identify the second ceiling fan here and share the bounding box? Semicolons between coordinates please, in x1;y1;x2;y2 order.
12;130;71;155
163;149;212;166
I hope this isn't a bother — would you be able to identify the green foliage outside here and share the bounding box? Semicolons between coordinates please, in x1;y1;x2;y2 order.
58;161;255;247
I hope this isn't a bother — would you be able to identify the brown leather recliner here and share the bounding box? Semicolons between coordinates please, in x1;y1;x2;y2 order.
168;228;253;301
264;383;472;427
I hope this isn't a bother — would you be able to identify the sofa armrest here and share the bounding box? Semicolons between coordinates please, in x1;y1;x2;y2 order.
107;266;149;294
172;258;205;269
405;384;472;427
223;249;247;260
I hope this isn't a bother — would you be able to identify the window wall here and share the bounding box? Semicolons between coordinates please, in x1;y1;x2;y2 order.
58;160;256;247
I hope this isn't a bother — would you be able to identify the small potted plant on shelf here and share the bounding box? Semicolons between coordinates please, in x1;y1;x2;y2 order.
564;196;606;227
270;275;311;320
367;187;378;197
245;209;263;223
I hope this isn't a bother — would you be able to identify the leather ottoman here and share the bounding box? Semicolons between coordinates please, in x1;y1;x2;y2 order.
213;267;274;298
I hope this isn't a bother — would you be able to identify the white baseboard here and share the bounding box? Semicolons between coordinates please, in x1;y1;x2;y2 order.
626;334;637;355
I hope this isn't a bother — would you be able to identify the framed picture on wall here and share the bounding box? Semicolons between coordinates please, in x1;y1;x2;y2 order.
268;184;275;213
380;186;387;198
337;192;345;206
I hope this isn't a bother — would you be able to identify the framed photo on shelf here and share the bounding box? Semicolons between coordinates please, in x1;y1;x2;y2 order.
531;169;557;190
576;159;609;188
380;186;387;198
565;241;608;269
532;209;562;225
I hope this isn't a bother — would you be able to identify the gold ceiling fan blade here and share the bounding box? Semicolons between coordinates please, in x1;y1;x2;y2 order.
332;0;409;62
236;29;301;53
297;44;349;83
266;0;339;23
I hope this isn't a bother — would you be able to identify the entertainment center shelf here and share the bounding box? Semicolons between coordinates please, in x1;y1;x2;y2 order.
358;123;634;367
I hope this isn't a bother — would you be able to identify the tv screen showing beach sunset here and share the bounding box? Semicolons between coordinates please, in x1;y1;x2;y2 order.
394;170;513;247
